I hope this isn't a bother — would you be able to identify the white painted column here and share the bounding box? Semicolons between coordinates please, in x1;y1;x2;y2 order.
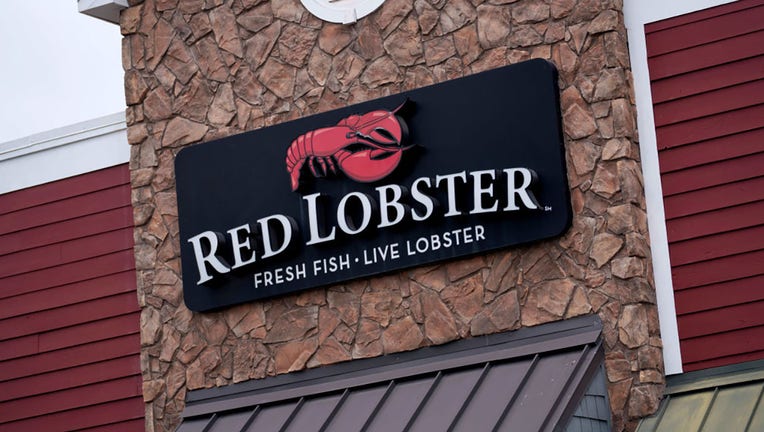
622;0;738;375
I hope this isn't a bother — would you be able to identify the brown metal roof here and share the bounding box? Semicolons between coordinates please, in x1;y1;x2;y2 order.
177;316;605;432
637;359;764;432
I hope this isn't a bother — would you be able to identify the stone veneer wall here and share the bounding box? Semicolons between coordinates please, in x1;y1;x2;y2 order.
121;0;664;430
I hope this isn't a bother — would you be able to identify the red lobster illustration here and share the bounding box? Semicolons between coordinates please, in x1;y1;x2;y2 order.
286;101;411;191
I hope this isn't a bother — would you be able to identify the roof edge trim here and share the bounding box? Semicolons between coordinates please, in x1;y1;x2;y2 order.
665;359;764;395
78;0;129;25
183;315;603;419
0;112;128;194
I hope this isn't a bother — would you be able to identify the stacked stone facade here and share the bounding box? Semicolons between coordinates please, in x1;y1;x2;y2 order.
121;0;663;430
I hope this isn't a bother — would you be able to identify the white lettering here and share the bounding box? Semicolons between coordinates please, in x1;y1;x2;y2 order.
469;169;499;214
435;171;467;217
337;192;373;235
189;166;541;281
410;176;435;221
475;224;485;241
188;231;230;284
304;192;336;245
406;225;487;256
254;263;307;288
227;224;257;270
258;214;296;259
313;254;351;275
376;185;407;228
363;243;400;264
504;168;540;210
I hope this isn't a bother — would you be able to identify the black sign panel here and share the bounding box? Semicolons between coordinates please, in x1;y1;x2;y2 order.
175;59;570;312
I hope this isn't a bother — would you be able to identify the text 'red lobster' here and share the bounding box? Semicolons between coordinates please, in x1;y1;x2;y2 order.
286;102;411;191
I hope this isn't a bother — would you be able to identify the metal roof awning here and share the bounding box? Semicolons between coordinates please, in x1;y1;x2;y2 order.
178;316;607;432
637;359;764;432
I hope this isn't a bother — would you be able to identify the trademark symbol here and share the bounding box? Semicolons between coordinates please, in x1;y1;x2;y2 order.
544;206;553;212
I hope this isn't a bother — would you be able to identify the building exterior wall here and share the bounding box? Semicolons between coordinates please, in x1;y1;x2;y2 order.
0;164;143;431
622;0;739;376
644;0;764;372
121;0;663;431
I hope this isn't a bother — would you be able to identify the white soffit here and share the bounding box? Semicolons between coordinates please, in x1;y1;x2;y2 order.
78;0;128;24
622;0;738;376
0;112;129;195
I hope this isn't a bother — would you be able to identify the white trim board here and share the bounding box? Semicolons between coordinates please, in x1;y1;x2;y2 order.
622;0;739;375
0;112;129;195
78;0;129;25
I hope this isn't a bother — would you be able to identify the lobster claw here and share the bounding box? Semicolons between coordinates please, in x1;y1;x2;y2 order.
336;149;403;183
366;127;401;147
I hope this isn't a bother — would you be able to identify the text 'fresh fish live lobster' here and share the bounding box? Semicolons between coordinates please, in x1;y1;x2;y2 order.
187;166;541;285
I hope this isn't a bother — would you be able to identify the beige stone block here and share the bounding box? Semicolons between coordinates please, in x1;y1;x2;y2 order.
382;316;424;353
512;0;549;23
440;0;477;33
421;290;459;344
237;3;272;32
477;4;511;48
619;304;649;348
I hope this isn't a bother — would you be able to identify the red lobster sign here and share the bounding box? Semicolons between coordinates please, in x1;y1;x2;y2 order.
286;102;411;191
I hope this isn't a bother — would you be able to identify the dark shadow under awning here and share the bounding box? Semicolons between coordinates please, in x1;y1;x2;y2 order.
178;315;607;432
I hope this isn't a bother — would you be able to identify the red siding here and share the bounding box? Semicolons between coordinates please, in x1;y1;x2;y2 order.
0;165;144;431
646;0;764;372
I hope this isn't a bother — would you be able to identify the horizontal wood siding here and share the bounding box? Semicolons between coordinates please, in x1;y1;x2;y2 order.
646;0;764;372
0;165;144;431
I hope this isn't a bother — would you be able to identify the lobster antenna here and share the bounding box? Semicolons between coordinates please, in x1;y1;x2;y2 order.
392;98;413;115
